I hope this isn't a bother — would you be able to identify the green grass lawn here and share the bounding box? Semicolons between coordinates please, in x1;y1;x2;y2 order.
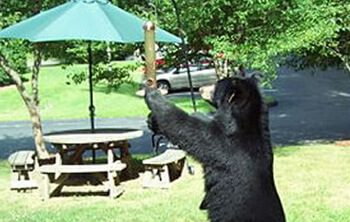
0;144;349;222
0;63;215;121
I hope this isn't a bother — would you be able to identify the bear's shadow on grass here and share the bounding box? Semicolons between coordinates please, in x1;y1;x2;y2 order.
57;191;109;198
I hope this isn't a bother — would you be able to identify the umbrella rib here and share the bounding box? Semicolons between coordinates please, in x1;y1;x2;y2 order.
33;2;83;42
96;3;124;42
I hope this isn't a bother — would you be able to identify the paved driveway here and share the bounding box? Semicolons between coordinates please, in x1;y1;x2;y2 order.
1;67;350;159
269;67;350;145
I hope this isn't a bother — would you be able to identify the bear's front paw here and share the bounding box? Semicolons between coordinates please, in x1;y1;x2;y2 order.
147;112;162;135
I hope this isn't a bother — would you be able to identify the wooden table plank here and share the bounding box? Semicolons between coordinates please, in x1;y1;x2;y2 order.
40;163;127;173
44;128;143;145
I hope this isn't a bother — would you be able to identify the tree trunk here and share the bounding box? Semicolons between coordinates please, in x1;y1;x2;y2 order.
31;46;49;158
0;53;49;159
33;0;42;14
30;105;48;158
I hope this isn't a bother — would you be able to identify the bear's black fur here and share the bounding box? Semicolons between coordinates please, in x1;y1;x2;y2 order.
145;76;285;222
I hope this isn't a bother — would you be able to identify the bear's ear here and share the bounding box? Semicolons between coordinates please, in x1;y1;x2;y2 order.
249;72;264;84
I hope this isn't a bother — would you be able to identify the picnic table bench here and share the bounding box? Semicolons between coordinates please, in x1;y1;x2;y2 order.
8;150;38;191
142;149;187;189
39;150;126;200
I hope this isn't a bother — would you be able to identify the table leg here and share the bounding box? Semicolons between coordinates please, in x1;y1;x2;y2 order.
50;174;70;197
119;141;138;179
70;144;86;164
41;174;50;201
107;148;115;199
107;169;114;199
40;173;69;201
107;149;113;165
92;149;96;164
107;149;124;198
54;153;62;180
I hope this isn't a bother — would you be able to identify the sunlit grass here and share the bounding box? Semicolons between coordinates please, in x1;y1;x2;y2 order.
0;144;349;221
274;144;350;222
0;63;213;121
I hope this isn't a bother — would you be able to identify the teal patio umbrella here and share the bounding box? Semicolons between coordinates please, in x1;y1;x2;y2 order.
0;0;181;130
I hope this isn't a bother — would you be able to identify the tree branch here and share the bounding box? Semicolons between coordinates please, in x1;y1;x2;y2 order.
32;45;41;106
0;52;33;109
327;46;350;74
0;52;49;158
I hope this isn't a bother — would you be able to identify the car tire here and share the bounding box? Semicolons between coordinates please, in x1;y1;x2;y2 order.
157;81;170;91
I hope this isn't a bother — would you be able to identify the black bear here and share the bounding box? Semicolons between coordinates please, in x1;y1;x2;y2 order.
145;76;285;222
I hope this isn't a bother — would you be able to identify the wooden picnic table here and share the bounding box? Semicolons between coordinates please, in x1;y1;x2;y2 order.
44;128;142;164
40;128;143;200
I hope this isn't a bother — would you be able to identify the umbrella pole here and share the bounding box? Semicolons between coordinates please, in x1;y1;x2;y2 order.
88;41;95;132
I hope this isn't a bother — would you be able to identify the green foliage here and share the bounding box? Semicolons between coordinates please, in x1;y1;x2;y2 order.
199;0;342;84
0;12;29;86
282;1;350;72
132;0;350;85
92;63;137;92
2;0;350;88
66;60;140;93
41;41;138;65
39;41;141;90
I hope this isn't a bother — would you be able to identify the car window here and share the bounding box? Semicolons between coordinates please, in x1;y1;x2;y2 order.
197;63;214;70
175;66;198;74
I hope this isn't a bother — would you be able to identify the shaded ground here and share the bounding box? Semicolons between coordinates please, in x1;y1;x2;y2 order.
1;67;350;159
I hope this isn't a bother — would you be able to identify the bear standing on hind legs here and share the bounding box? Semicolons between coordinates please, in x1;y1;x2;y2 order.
145;76;285;222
